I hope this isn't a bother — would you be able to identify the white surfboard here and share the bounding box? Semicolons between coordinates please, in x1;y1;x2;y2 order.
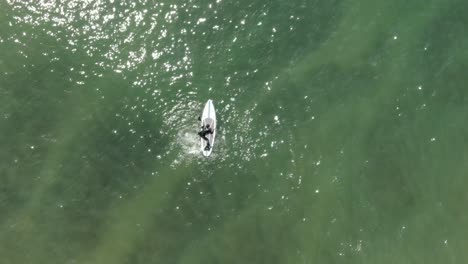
200;99;216;156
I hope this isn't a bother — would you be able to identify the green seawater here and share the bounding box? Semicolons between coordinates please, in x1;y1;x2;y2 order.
1;0;468;263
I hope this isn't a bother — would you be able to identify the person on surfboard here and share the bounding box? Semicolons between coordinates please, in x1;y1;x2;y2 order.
198;124;214;150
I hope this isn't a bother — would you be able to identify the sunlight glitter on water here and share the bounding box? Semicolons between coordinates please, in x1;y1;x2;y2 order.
7;0;200;76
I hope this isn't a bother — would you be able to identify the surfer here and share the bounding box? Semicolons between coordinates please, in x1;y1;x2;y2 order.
198;124;214;150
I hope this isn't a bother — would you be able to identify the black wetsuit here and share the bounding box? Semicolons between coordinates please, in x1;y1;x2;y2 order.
198;127;213;145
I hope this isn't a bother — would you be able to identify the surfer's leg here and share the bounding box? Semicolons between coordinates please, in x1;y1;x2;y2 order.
202;135;211;150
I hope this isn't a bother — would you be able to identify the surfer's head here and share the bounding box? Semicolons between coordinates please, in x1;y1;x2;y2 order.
206;124;210;128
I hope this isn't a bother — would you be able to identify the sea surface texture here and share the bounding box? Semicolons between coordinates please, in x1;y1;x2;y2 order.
0;0;467;263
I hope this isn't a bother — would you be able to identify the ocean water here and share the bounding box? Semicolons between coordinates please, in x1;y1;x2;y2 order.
1;0;468;263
